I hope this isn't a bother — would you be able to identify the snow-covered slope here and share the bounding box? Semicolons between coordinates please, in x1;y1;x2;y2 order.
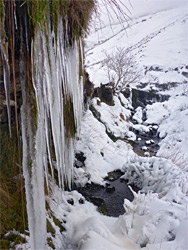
85;0;188;88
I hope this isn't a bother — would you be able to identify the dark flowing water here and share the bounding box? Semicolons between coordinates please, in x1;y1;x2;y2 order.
75;170;138;217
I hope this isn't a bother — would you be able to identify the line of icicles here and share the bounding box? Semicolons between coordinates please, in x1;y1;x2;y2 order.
20;17;83;249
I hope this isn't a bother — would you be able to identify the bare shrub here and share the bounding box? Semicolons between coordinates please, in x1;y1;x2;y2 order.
102;47;140;93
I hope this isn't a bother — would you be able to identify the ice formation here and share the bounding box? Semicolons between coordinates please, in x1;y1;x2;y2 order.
20;16;83;249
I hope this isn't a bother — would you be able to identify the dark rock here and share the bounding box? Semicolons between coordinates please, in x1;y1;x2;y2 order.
67;199;74;205
84;72;94;104
79;198;84;204
122;87;131;98
100;83;114;105
182;71;188;77
74;152;86;168
132;88;170;109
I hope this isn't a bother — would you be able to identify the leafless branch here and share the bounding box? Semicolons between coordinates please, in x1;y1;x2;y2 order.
102;47;141;93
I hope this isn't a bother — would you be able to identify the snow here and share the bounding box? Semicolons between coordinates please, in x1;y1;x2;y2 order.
144;95;188;170
132;107;143;124
75;109;135;186
85;0;188;87
91;96;132;139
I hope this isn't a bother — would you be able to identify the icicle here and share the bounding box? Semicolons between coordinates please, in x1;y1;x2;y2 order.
0;43;12;137
14;9;18;30
25;15;29;52
22;14;84;249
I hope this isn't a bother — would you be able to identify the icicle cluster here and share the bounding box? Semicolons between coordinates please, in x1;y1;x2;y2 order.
0;42;11;137
21;16;83;250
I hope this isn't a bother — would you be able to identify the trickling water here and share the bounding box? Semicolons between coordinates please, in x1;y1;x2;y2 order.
20;16;83;249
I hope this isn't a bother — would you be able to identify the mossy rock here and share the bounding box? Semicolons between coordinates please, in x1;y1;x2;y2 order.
98;201;109;216
0;233;26;249
47;237;55;249
47;219;56;236
51;214;65;233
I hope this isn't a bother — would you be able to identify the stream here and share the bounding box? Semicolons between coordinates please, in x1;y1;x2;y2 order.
74;88;170;217
75;170;138;217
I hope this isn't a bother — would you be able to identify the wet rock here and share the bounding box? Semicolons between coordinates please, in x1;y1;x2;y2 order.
122;87;131;98
100;84;114;105
74;152;86;168
132;88;169;109
84;72;94;104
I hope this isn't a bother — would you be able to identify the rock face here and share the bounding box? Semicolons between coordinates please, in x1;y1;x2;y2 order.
94;83;114;105
132;88;169;109
84;72;94;104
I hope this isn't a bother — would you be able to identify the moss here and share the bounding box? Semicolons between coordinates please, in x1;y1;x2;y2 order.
100;152;104;157
47;219;55;236
26;0;95;43
0;239;10;249
51;214;65;233
98;201;109;216
28;0;49;31
0;0;5;19
46;201;65;233
47;237;55;249
0;126;28;237
89;104;101;120
50;0;60;41
0;232;26;249
63;93;77;138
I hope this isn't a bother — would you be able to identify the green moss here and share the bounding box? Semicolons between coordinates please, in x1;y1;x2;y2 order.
0;232;26;249
100;152;104;157
47;219;55;236
0;0;5;19
28;0;49;31
47;237;55;249
0;239;10;249
0;126;28;237
50;0;60;41
26;0;95;44
98;202;109;216
63;93;77;138
51;214;65;233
